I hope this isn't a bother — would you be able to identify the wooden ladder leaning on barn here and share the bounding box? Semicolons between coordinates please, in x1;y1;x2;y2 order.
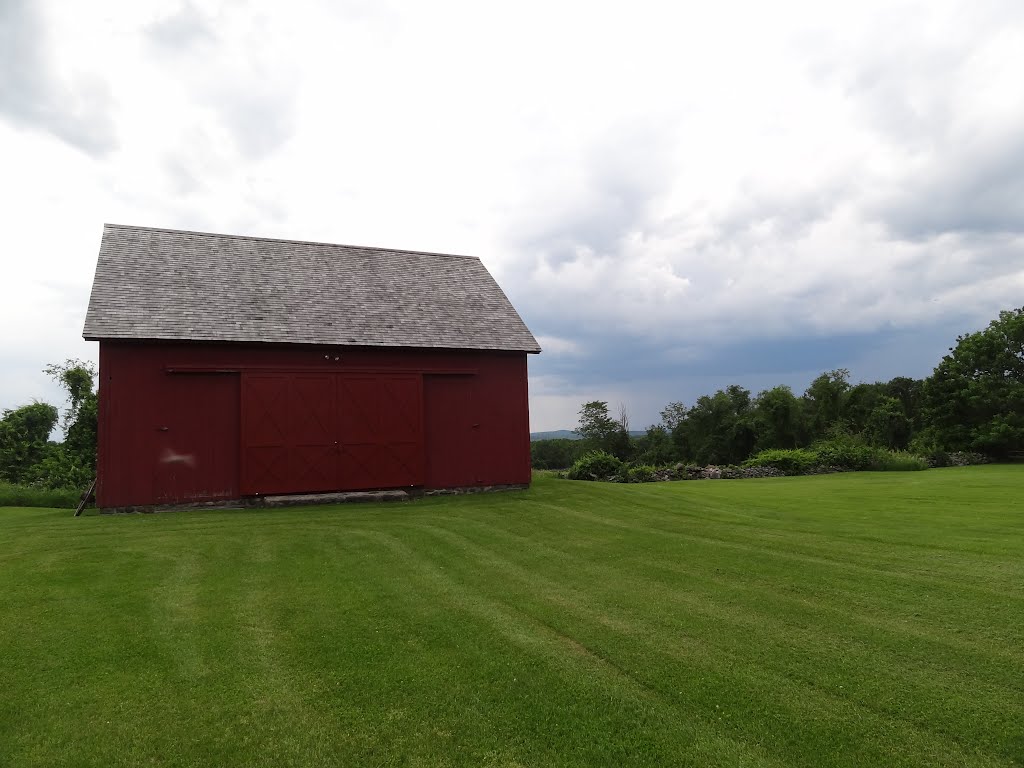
74;478;96;517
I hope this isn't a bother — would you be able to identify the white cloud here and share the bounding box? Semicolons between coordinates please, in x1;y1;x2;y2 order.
534;336;581;356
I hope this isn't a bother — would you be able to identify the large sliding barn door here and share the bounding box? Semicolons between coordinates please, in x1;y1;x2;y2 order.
240;373;336;495
241;372;423;495
338;374;424;490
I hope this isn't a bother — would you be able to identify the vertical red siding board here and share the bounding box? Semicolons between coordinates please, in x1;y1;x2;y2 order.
524;354;532;481
95;343;110;506
418;372;427;485
154;374;240;503
239;371;249;494
471;355;529;486
103;343;165;506
424;374;479;488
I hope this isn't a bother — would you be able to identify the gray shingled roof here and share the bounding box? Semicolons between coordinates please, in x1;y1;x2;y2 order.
83;224;541;353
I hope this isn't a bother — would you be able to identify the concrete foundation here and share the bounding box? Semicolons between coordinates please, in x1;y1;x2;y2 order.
96;483;529;514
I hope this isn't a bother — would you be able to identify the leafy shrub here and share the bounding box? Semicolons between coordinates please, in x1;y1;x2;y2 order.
626;464;657;483
567;451;624;481
905;434;958;467
811;437;884;471
22;445;94;490
906;431;991;466
873;451;929;471
0;481;80;508
745;441;929;474
744;448;819;475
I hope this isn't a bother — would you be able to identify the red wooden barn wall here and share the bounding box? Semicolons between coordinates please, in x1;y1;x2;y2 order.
95;341;531;508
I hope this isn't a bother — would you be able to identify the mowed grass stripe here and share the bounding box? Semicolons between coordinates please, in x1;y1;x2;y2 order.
341;528;791;768
412;493;1023;667
1;466;1022;767
408;515;1024;691
393;514;1020;764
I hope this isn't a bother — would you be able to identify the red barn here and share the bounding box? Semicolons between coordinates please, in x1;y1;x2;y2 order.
83;224;541;510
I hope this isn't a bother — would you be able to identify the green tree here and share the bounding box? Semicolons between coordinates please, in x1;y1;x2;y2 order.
884;376;924;429
921;308;1024;458
659;401;688;432
575;401;632;458
864;396;912;450
575;401;616;443
0;402;59;484
844;382;885;435
530;439;585;470
10;360;100;490
44;359;97;437
0;361;98;490
46;359;98;474
677;385;756;464
634;424;677;465
803;369;851;439
753;385;803;450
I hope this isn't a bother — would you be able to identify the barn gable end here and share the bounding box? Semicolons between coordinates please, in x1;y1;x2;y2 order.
83;224;540;509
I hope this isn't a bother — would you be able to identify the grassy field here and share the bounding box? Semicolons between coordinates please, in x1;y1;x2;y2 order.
1;467;1022;767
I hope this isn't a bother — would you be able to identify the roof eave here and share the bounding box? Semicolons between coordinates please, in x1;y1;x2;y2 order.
83;333;541;354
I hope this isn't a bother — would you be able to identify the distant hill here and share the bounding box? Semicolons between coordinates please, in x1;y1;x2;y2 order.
530;430;647;442
530;430;581;441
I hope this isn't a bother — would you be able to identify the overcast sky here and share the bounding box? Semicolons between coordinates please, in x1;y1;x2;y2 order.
2;0;1023;431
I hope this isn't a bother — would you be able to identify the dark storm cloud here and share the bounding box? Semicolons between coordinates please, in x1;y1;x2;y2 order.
529;321;969;428
533;329;880;389
0;0;117;155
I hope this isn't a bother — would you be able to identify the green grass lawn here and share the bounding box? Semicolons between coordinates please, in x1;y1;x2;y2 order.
1;467;1022;767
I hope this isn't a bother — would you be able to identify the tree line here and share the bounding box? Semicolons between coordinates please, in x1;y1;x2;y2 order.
0;360;97;490
533;307;1024;469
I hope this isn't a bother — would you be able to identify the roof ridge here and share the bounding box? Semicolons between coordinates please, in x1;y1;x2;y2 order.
103;223;481;260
